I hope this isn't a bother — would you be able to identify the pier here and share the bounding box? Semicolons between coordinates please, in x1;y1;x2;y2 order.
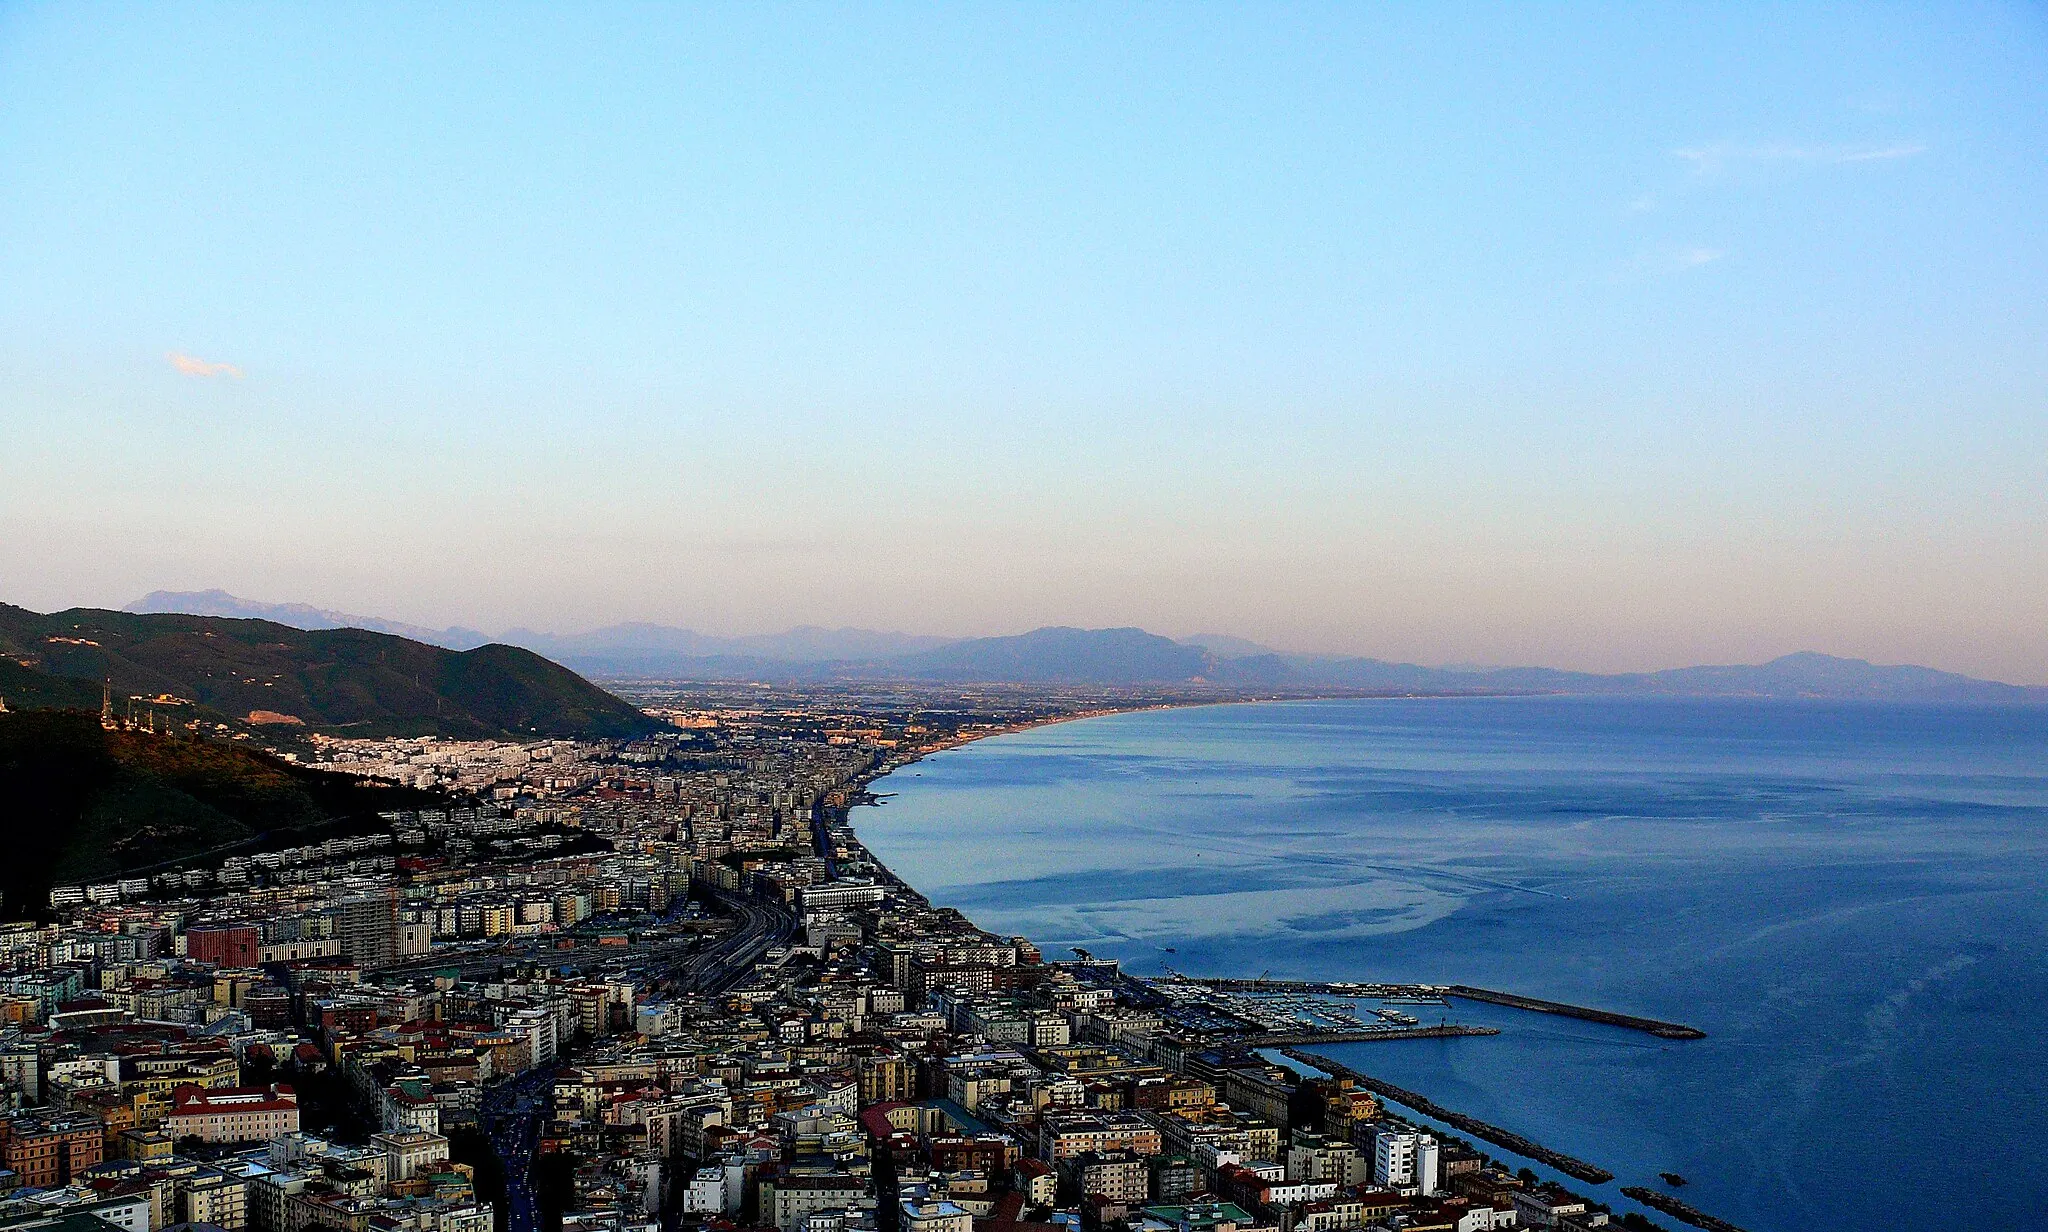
1448;985;1707;1039
1279;1048;1616;1185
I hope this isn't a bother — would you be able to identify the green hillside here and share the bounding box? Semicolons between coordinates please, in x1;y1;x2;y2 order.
0;657;104;711
0;604;660;740
0;710;440;918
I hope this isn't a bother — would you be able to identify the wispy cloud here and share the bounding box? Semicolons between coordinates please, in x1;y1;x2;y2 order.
1835;143;1927;163
1611;246;1726;283
168;351;243;379
1673;140;1927;175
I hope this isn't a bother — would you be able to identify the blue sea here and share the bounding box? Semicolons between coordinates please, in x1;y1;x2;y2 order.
852;697;2048;1232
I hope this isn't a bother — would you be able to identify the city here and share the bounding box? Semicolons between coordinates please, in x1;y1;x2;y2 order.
0;687;1679;1232
5;7;2042;1229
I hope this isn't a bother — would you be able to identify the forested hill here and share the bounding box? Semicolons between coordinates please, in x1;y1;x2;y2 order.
0;710;439;918
0;604;661;740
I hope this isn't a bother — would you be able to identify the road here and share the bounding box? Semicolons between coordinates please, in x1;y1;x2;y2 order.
477;1064;559;1232
809;804;839;879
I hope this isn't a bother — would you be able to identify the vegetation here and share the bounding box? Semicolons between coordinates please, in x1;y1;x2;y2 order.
0;603;661;739
0;709;438;917
0;657;103;710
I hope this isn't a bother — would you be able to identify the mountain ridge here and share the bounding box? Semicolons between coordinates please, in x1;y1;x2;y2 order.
1;604;661;739
109;591;2046;700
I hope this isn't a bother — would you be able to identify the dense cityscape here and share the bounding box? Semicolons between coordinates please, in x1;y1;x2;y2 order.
0;685;1696;1232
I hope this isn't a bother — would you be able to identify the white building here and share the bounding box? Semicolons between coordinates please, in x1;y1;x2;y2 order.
683;1167;731;1215
1370;1126;1438;1197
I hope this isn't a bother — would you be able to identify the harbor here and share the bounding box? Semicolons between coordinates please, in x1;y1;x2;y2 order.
1166;975;1707;1040
1121;972;1501;1047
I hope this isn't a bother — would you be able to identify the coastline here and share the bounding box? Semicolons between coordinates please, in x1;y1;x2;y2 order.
858;688;1570;782
850;696;1235;808
828;695;1754;1232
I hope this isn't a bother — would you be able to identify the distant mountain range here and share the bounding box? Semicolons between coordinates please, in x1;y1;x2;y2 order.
1209;647;2048;702
2;604;661;739
113;590;2046;702
127;589;493;650
499;622;955;675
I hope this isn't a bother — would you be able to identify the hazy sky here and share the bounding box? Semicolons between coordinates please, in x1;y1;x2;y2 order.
3;4;2045;680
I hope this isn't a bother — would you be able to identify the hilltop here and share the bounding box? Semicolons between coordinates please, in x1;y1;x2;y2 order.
0;604;662;740
0;709;439;918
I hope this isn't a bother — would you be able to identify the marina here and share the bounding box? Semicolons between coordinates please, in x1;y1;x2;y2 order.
1129;973;1504;1046
1166;975;1707;1041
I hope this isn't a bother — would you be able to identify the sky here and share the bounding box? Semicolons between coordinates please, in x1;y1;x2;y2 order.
2;4;2045;680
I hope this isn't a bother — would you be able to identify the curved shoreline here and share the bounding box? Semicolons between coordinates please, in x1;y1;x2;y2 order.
848;700;1708;1045
859;689;1551;783
832;699;1745;1231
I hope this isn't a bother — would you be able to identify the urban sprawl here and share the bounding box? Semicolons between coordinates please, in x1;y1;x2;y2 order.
0;686;1677;1232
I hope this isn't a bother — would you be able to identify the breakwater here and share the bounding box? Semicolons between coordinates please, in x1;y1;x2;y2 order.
1244;1024;1498;1046
1279;1047;1615;1185
1448;985;1707;1039
1621;1187;1752;1232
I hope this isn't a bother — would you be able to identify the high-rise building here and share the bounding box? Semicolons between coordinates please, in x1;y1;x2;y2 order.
186;924;261;967
333;892;399;969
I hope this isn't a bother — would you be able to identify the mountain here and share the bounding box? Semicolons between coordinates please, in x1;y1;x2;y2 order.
503;622;957;675
0;605;661;739
125;590;967;675
0;709;435;918
1633;651;2044;701
82;595;2048;700
886;626;1214;683
1179;633;1281;659
126;590;491;651
1218;650;2047;702
469;619;2048;699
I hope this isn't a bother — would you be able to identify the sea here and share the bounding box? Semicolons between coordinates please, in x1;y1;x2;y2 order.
850;696;2048;1232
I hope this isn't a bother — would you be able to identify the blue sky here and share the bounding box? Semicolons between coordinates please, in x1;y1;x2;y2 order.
3;4;2045;678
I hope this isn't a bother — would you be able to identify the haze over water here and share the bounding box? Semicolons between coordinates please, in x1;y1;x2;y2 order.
854;697;2048;1232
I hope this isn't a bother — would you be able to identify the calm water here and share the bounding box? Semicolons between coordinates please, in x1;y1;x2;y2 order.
853;697;2048;1232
